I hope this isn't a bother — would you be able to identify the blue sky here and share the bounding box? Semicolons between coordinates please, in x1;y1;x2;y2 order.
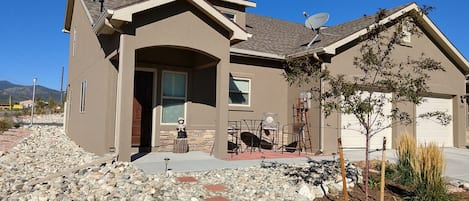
0;1;467;90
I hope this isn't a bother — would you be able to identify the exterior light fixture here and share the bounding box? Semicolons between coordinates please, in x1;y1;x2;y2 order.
164;157;170;172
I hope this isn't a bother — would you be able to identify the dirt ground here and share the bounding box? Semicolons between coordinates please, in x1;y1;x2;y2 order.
314;182;469;201
0;128;31;151
314;161;469;201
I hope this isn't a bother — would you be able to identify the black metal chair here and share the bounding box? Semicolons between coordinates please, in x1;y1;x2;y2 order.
227;120;241;155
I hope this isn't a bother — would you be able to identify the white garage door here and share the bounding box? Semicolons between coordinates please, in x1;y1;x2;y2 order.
416;97;453;147
341;92;392;150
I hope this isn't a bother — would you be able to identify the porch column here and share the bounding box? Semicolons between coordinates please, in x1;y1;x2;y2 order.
115;34;135;161
214;59;229;159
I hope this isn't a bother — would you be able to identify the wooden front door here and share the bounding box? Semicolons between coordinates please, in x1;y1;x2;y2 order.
132;71;154;150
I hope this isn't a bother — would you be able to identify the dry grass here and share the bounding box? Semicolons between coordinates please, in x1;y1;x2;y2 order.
415;143;445;185
414;143;450;200
395;132;451;200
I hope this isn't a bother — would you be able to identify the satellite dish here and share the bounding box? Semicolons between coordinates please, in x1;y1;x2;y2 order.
305;13;329;30
304;12;330;48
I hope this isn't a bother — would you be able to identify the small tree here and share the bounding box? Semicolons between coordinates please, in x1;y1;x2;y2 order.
284;7;450;200
48;92;55;109
35;97;46;114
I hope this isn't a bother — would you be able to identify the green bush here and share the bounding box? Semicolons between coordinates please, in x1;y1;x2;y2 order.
367;176;380;189
376;162;398;180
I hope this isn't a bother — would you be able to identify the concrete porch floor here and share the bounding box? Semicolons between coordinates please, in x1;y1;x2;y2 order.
132;148;469;183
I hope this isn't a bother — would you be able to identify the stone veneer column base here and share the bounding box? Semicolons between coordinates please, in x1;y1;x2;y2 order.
157;130;216;152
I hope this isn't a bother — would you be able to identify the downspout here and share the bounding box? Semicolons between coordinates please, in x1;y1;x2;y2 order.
313;52;325;153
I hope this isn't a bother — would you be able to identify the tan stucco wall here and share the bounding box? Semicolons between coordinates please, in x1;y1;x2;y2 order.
287;79;326;153
122;0;232;159
66;0;118;155
228;59;288;126
325;23;467;149
208;0;247;28
66;1;467;159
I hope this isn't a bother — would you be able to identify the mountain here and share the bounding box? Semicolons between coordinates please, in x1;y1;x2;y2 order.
0;80;22;90
0;81;62;104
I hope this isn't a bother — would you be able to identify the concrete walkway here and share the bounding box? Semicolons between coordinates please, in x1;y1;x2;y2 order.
132;148;469;182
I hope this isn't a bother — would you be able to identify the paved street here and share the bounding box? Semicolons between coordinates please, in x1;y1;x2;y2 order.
343;148;469;183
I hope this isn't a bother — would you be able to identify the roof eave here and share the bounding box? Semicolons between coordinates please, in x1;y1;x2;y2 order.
230;48;285;61
323;3;420;56
319;3;469;73
220;0;256;7
286;47;331;59
63;0;75;32
419;14;469;74
109;0;248;42
93;10;119;35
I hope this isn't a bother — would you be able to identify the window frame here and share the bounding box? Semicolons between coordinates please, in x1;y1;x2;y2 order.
229;77;251;107
79;80;87;113
160;71;188;125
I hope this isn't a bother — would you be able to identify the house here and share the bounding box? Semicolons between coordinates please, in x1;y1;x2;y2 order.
0;104;10;110
63;0;469;161
12;104;23;110
20;100;33;108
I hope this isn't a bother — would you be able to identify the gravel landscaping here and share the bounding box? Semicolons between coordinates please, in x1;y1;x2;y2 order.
1;114;363;200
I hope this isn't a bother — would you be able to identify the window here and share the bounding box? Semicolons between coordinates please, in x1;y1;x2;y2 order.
229;77;250;106
161;72;187;123
80;80;87;113
222;12;236;22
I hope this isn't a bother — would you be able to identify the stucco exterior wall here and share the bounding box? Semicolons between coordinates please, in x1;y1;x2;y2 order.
325;23;467;149
286;79;325;153
66;0;118;155
208;0;247;28
123;1;231;158
228;57;289;129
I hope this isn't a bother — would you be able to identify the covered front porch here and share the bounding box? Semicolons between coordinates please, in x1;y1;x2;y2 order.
115;38;231;161
131;45;223;153
107;0;249;161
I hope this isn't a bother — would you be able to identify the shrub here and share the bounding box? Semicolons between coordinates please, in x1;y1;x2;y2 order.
367;175;380;189
396;132;419;186
0;118;14;133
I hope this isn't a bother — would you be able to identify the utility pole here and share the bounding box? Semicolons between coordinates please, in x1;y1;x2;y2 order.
30;78;37;127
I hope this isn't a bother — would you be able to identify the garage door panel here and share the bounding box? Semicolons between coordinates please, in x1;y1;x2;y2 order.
416;97;453;147
341;92;392;149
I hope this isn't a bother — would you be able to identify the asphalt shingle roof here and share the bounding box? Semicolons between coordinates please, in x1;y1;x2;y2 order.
234;3;411;56
82;0;411;56
83;0;145;24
